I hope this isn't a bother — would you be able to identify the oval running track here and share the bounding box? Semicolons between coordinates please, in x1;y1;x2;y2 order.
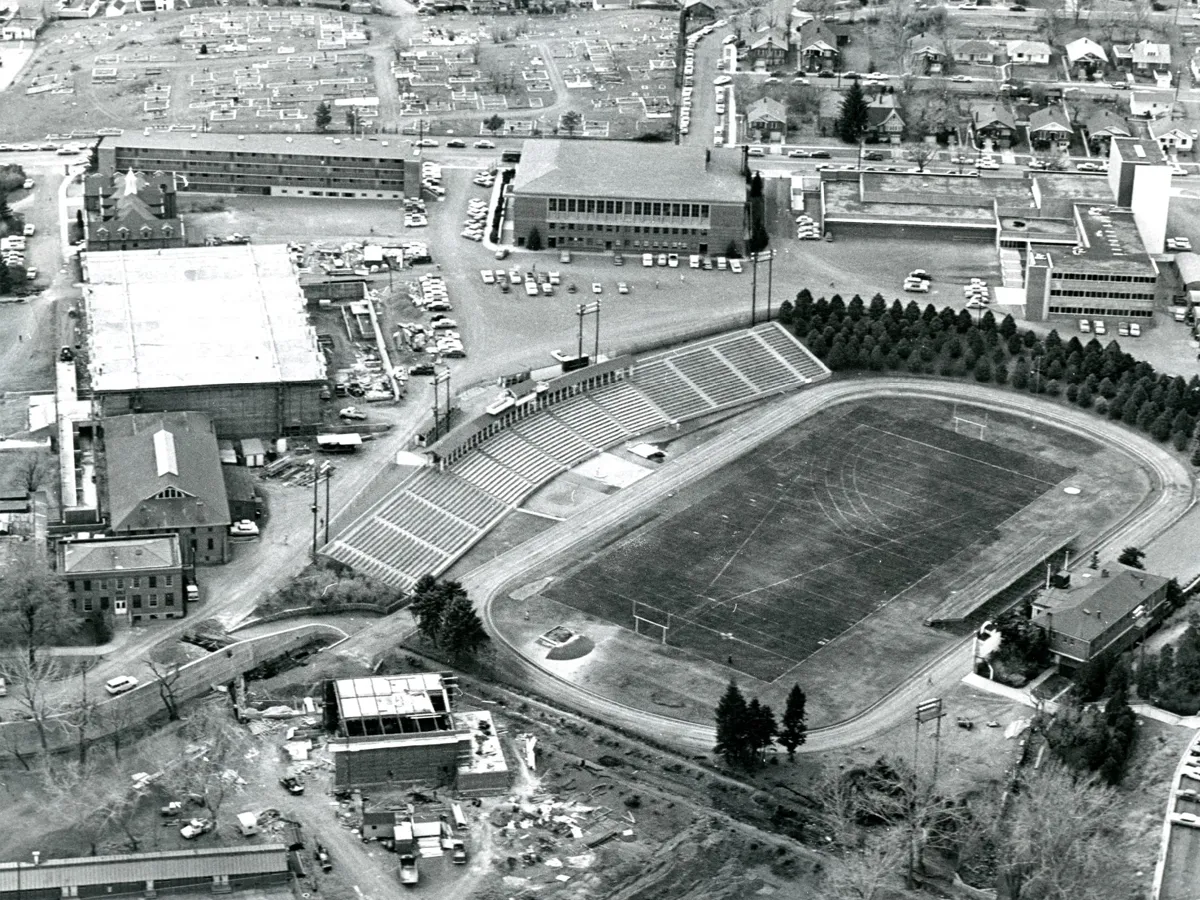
466;378;1195;756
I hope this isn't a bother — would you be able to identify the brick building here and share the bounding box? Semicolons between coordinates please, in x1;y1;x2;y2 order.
57;534;186;626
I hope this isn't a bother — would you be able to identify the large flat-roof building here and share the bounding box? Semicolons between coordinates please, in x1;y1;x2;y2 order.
83;245;326;438
96;132;421;200
509;140;747;256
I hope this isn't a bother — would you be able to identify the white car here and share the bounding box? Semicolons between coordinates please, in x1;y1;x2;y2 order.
22;224;35;237
904;279;929;292
416;138;439;148
617;282;629;294
592;282;602;293
105;675;139;695
230;520;261;536
474;140;496;149
643;253;654;267
339;406;367;420
729;259;743;274
667;253;680;267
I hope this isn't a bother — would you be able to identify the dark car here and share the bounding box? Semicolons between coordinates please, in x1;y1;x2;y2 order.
446;140;466;148
863;151;886;161
409;363;436;376
809;150;832;159
280;776;305;795
59;346;75;362
314;844;332;872
816;70;835;78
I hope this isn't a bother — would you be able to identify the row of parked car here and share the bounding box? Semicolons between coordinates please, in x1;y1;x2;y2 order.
1080;318;1140;337
462;198;488;242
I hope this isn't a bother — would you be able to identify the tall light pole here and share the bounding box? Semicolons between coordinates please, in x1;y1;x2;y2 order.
431;368;451;440
310;460;319;561
324;468;333;546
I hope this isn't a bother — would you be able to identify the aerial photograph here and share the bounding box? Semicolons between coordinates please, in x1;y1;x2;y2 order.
3;0;1200;894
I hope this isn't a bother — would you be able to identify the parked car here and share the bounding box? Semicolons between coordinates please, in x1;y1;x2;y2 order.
22;224;34;237
474;140;496;149
315;844;333;872
230;520;260;536
180;818;215;840
446;139;466;148
592;282;602;293
280;776;305;795
338;406;367;420
618;282;629;294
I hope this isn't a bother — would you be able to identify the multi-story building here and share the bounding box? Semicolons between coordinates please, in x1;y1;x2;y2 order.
83;169;186;252
509;140;747;256
96;132;421;200
1032;565;1170;669
102;411;232;566
57;534;186;626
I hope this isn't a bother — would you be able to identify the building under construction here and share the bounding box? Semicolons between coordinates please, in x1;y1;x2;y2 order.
324;673;508;794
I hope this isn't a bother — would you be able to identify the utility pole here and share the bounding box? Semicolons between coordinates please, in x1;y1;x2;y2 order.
750;254;758;326
310;460;319;561
324;469;332;546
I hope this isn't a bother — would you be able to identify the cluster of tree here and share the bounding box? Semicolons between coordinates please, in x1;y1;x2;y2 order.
987;608;1050;686
1044;683;1137;785
779;291;1200;457
560;110;582;137
714;681;806;768
409;575;489;663
1137;611;1200;715
260;562;406;616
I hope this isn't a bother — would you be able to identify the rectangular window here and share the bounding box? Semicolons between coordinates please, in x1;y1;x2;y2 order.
132;595;142;609
149;595;158;607
149;576;157;589
83;598;93;613
166;593;175;606
701;205;709;217
68;580;76;593
116;578;124;590
671;203;680;217
207;538;215;551
100;579;108;591
587;200;596;213
634;202;643;215
652;203;662;216
132;577;141;588
83;579;92;592
567;198;575;212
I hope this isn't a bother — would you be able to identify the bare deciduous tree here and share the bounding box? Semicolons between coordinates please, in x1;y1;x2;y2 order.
10;450;51;494
4;653;65;755
0;556;68;664
41;751;149;854
152;703;250;820
144;645;188;721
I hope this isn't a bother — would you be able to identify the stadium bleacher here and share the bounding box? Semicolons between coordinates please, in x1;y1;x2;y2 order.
322;323;830;589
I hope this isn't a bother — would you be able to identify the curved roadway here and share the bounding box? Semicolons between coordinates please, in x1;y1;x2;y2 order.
468;378;1195;756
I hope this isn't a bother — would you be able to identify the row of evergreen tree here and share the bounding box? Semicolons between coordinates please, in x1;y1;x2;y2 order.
778;291;1200;460
714;681;807;768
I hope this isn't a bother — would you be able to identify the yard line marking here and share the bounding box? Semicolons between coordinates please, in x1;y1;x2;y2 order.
858;423;1063;486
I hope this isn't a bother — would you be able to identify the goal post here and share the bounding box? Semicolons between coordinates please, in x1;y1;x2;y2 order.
951;404;988;440
631;600;670;645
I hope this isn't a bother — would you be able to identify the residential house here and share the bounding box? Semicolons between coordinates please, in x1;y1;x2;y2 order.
57;535;186;626
1149;120;1194;153
57;0;104;17
747;29;788;69
791;12;843;71
746;97;788;140
971;101;1017;148
800;38;838;72
103;0;128;15
1005;39;1052;66
102;411;232;566
1114;40;1171;75
1130;89;1175;118
1084;108;1132;152
909;33;946;75
1027;105;1073;151
683;0;717;24
83;169;186;252
1065;37;1106;73
1031;565;1171;669
866;96;905;143
1;14;42;39
950;39;998;65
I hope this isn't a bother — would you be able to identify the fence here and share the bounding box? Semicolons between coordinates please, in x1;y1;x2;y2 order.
0;624;345;761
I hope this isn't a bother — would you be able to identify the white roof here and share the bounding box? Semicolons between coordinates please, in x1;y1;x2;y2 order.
85;245;325;392
1065;37;1106;64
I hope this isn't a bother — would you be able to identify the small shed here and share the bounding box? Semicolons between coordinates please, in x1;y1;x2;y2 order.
239;438;266;467
362;811;397;841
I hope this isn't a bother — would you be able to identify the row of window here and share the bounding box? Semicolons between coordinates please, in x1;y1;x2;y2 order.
1048;305;1155;318
1049;289;1156;301
1053;272;1157;284
548;222;710;237
547;198;712;218
68;574;174;592
554;236;700;250
72;593;176;613
93;225;176;239
122;148;405;165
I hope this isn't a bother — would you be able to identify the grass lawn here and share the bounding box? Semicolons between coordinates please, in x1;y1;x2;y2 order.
542;404;1073;682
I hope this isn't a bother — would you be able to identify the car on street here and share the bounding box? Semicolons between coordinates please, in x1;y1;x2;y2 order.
24;267;37;281
446;139;466;148
22;224;34;237
338;406;367;420
105;675;139;695
618;282;629;294
951;75;972;82
904;279;929;292
474;140;496;149
230;520;261;536
22;178;33;190
863;151;886;161
809;150;831;159
416;139;439;148
787;149;808;158
729;259;743;274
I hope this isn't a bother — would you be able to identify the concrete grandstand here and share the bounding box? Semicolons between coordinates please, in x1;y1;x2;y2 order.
322;323;829;588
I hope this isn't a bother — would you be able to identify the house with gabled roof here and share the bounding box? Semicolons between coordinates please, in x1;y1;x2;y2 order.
746;97;788;140
0;14;43;39
1084;108;1132;152
1130;89;1175;118
683;0;717;23
950;38;998;65
1005;39;1052;65
1027;105;1073;150
1114;39;1171;74
971;101;1017;148
909;32;946;74
748;28;788;68
1149;120;1193;153
865;97;904;143
1065;37;1106;70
